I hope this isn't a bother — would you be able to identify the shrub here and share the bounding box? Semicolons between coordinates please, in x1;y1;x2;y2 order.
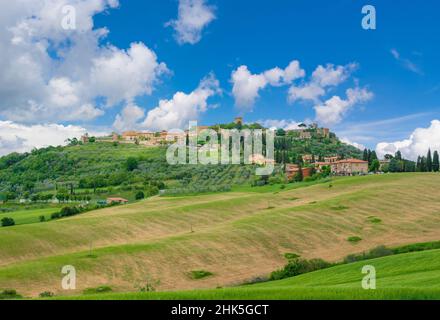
344;245;394;263
347;236;362;243
1;217;15;227
0;289;22;300
39;291;55;298
39;215;46;222
83;286;112;295
284;253;300;260
189;270;214;280
135;191;145;200
270;258;332;281
368;216;382;224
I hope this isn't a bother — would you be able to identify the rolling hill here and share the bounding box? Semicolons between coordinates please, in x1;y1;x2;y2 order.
68;249;440;300
1;173;440;298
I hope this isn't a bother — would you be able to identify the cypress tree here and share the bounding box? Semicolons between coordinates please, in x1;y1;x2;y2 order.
433;151;440;172
363;149;368;161
427;149;433;172
421;156;427;172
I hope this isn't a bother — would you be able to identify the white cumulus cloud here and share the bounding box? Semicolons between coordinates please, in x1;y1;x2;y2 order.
314;87;373;126
288;63;357;103
142;73;221;131
376;120;440;160
0;121;105;156
113;103;146;132
257;119;303;131
231;61;305;111
166;0;216;45
0;0;167;123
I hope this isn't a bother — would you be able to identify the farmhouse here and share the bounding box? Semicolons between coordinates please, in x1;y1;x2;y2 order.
285;164;313;180
331;159;369;176
107;197;129;205
122;131;139;141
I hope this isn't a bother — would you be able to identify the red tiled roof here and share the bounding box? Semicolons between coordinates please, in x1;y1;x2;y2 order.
107;197;129;202
336;159;368;164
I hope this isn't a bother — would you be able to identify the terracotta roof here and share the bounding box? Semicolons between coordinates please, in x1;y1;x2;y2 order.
107;197;129;202
336;159;368;164
122;131;139;137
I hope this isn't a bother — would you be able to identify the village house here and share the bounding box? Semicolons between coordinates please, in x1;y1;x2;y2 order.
331;159;369;176
379;159;391;170
324;156;340;163
107;197;129;205
302;154;314;164
285;164;313;180
249;154;276;166
122;131;140;141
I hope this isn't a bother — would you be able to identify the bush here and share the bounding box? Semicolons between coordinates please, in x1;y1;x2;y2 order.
83;286;112;295
1;217;15;227
189;270;213;280
39;215;46;222
0;289;22;300
39;291;55;298
135;191;145;200
347;236;362;243
270;258;332;281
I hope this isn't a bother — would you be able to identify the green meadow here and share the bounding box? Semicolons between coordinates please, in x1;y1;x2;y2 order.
67;249;440;300
1;173;440;299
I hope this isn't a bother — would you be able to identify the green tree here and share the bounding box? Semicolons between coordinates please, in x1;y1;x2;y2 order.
369;159;380;173
363;149;368;161
135;191;145;200
433;151;440;172
1;217;15;227
427;149;433;172
126;157;139;172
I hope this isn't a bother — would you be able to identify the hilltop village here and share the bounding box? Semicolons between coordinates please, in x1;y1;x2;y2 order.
81;118;371;177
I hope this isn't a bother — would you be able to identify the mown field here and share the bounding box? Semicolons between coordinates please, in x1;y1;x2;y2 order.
1;173;440;298
68;249;440;300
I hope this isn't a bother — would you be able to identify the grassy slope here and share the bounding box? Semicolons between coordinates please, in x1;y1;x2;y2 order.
1;173;440;297
0;207;61;226
69;249;440;300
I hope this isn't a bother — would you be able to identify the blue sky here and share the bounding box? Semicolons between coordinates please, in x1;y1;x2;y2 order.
93;0;440;145
0;0;440;158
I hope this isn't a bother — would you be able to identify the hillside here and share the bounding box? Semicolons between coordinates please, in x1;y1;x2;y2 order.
68;249;440;300
0;130;361;200
1;173;440;297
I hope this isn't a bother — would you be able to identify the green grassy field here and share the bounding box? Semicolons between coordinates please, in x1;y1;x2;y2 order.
1;173;440;298
67;249;440;300
0;206;62;226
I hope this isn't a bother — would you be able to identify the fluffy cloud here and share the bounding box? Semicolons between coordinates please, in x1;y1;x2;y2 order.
231;61;305;111
0;121;103;156
0;0;167;123
257;119;303;131
166;0;216;45
340;138;366;151
113;103;145;132
142;74;221;131
288;63;357;103
376;120;440;160
91;43;169;106
314;87;373;126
